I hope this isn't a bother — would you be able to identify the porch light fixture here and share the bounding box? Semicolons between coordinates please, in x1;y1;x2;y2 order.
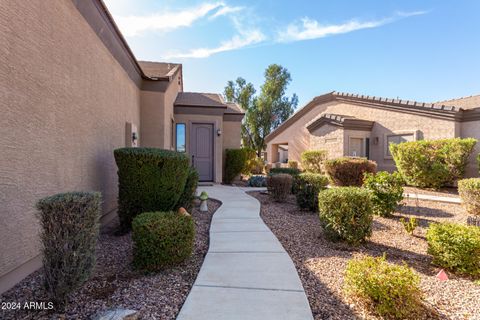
373;137;379;145
132;132;138;143
217;129;222;136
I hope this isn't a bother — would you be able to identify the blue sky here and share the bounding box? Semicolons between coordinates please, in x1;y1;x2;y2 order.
104;0;480;108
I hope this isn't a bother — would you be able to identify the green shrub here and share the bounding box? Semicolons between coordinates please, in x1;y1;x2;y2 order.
344;255;422;319
36;192;101;305
176;167;199;212
241;148;258;175
458;178;480;216
269;167;301;176
390;138;477;189
400;217;418;235
249;157;265;174
224;148;251;183
248;175;267;187
426;223;480;276
301;150;328;173
267;174;293;202
294;173;329;211
363;171;405;217
324;157;377;186
288;160;298;169
318;187;373;244
114;148;190;230
132;211;195;270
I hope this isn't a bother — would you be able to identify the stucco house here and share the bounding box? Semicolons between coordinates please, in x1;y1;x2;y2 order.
265;91;480;177
0;0;242;292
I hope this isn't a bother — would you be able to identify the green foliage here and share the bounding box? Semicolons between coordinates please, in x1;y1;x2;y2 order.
318;187;373;245
363;171;405;217
400;217;418;235
224;64;298;155
36;192;101;305
324;157;377;186
176;167;199;212
267;173;293;202
249;157;265;174
114;148;190;231
344;255;423;319
241;148;257;175
294;173;329;211
288;160;298;169
426;223;480;276
248;175;267;187
390;138;477;189
458;178;480;216
301;150;328;173
269;167;301;176
224;148;251;184
132;211;195;270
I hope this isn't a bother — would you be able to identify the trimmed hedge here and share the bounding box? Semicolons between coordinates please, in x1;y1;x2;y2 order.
318;187;373;244
426;222;480;276
324;157;377;186
458;178;480;216
132;211;195;270
267;174;293;202
269;167;301;176
363;171;405;217
224;148;251;184
344;255;422;319
294;173;329;211
36;192;101;305
176;167;199;212
114;148;190;231
301;150;328;173
390;138;477;189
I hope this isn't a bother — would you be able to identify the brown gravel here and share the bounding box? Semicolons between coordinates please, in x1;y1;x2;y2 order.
0;199;221;320
404;186;459;198
249;192;480;320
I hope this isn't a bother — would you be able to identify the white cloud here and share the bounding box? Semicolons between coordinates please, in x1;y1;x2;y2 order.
276;11;428;43
211;5;244;19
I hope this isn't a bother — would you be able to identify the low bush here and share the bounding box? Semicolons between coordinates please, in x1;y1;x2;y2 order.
224;148;251;183
114;148;190;230
318;187;373;244
324;157;377;186
426;223;480;276
294;173;329;211
132;211;195;270
301;150;328;173
267;174;293;202
36;192;101;305
288;160;298;169
458;178;480;216
363;171;405;217
269;167;301;176
344;255;423;319
176;167;199;212
248;175;267;187
390;138;477;189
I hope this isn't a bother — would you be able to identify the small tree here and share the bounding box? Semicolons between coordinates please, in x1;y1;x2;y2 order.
301;150;328;173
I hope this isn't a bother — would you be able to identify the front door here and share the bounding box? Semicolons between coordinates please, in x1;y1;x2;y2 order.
349;137;364;157
190;123;214;181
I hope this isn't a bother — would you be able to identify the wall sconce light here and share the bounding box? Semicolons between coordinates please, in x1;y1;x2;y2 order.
373;137;379;145
132;132;138;142
217;129;222;136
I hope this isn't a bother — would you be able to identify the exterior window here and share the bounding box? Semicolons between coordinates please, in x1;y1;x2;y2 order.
386;133;414;156
176;123;186;152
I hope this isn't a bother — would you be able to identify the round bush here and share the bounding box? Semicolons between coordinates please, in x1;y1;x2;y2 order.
324;157;377;186
318;187;373;244
426;222;480;276
176;167;199;212
132;211;195;270
363;171;405;217
458;178;480;216
267;173;293;202
344;255;423;319
114;147;190;230
301;150;328;173
294;173;329;211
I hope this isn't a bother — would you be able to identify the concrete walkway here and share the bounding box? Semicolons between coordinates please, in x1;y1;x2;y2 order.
177;185;313;320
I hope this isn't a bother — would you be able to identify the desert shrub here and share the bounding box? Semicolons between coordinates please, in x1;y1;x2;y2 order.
426;223;480;276
344;255;423;319
248;175;267;187
132;211;195;270
269;167;301;176
176;167;199;212
301;150;328;173
390;138;477;189
224;148;251;184
294;173;329;211
318;187;373;244
288;160;298;169
458;178;480;216
241;148;258;175
114;148;189;230
400;217;418;235
363;171;405;217
324;157;377;186
36;192;101;305
267;174;293;202
250;157;265;174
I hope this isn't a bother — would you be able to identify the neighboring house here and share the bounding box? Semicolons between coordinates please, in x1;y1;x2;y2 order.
265;91;480;176
0;0;242;293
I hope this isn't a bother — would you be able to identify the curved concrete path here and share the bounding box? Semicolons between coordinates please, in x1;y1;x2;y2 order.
177;185;313;320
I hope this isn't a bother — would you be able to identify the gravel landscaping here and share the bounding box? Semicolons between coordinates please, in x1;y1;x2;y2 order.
0;199;220;320
250;191;480;320
404;186;459;198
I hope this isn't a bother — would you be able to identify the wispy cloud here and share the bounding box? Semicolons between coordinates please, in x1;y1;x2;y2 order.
276;11;428;43
210;5;244;19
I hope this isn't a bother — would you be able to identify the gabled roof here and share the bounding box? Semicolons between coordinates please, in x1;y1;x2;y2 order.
174;92;244;120
306;113;374;132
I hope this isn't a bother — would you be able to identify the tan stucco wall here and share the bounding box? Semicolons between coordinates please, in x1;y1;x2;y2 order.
140;90;165;148
0;0;141;292
223;121;242;150
310;124;344;159
460;120;480;177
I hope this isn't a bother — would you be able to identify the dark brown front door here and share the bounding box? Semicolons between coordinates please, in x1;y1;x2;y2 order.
191;123;214;181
